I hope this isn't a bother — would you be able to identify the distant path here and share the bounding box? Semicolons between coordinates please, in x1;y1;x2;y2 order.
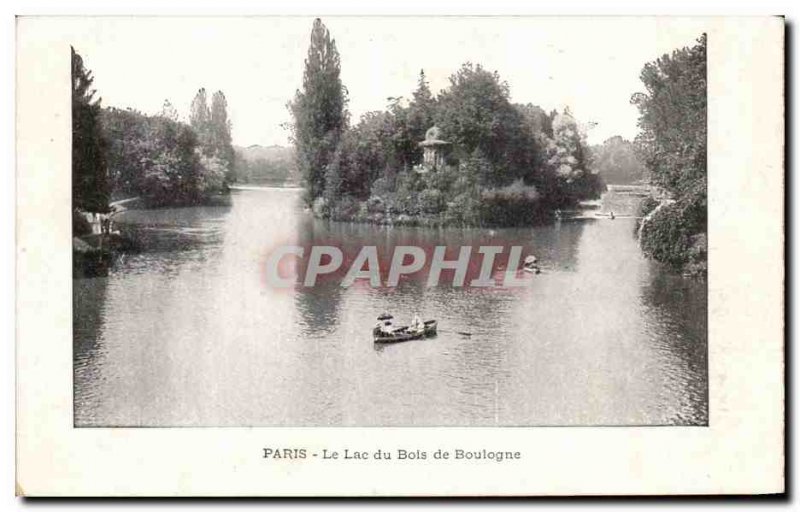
230;185;303;192
564;185;650;220
565;213;643;220
605;183;652;194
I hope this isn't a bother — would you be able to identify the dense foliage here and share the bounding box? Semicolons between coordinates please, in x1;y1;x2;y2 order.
288;21;604;227
638;200;706;273
101;107;228;207
72;47;110;213
234;145;300;185
632;34;707;276
72;47;237;210
590;136;646;185
325;67;602;226
434;64;537;187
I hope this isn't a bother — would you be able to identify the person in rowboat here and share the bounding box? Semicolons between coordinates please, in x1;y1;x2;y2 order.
411;313;423;332
376;313;395;335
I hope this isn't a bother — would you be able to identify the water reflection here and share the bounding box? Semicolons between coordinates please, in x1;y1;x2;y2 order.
73;276;109;423
293;216;345;336
639;270;708;424
73;188;707;426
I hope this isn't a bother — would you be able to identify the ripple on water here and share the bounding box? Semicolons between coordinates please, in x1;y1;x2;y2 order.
73;189;707;426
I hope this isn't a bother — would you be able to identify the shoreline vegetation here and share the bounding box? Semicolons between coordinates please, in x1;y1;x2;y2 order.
73;47;237;215
285;19;706;275
71;20;706;279
288;19;605;229
71;47;237;275
631;34;707;279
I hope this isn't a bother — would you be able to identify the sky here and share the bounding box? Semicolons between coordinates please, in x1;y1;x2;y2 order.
63;16;706;147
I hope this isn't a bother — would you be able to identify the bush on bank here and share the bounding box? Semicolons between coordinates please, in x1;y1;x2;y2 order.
638;196;660;219
639;197;706;278
315;160;557;227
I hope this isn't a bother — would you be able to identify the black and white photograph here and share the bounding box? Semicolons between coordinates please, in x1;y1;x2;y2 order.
70;17;708;427
12;12;784;497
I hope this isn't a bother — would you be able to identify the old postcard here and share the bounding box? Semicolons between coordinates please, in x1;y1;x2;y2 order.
15;16;783;496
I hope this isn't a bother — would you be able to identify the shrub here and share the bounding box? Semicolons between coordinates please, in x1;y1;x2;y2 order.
198;153;228;195
482;179;539;201
366;196;386;214
394;191;421;215
329;195;361;220
639;200;704;270
370;176;393;198
418;188;444;214
424;164;458;194
638;196;660;218
683;233;707;278
445;193;481;226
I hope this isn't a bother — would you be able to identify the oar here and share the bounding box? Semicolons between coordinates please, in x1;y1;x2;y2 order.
438;329;473;337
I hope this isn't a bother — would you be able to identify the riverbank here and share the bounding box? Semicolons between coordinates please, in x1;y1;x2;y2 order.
72;191;232;278
72;232;139;278
318;208;557;228
315;193;559;228
637;196;707;279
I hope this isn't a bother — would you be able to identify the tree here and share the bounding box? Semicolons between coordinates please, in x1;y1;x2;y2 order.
402;70;436;166
444;150;485;225
590;136;646;185
160;99;180;122
209;90;235;181
546;108;589;183
382;70;439;171
102;107;149;196
631;33;706;203
434;63;535;187
100;107;221;206
137;115;203;206
412;70;434;109
541;107;604;203
71;47;109;213
324;111;395;201
516;103;553;139
189;88;235;184
190;88;212;150
516;103;553;179
289;18;349;204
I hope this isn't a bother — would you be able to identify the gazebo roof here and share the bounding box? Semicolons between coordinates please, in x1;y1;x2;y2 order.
419;125;450;147
419;139;451;147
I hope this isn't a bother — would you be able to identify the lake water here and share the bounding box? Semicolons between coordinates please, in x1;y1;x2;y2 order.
73;188;707;426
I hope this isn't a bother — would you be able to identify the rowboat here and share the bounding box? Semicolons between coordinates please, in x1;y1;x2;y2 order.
373;320;438;344
523;255;541;274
